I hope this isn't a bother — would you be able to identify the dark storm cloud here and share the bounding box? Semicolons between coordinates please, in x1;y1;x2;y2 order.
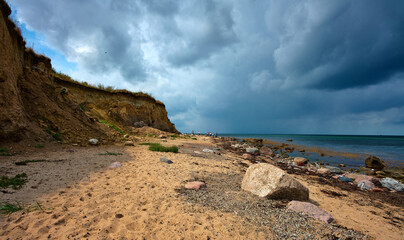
269;0;404;90
9;0;404;134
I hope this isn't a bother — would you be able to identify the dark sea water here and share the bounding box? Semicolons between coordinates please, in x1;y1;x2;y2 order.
220;134;404;168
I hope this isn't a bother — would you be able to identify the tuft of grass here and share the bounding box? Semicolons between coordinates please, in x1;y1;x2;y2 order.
139;142;156;145
0;173;28;190
99;120;124;133
15;159;46;166
98;151;123;156
0;147;12;156
192;138;197;140
0;201;44;215
147;143;178;153
52;133;62;141
34;144;45;149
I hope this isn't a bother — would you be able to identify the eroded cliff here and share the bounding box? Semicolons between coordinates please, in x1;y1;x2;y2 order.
0;0;177;144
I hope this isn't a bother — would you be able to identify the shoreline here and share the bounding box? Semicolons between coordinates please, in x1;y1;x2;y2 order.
0;134;403;239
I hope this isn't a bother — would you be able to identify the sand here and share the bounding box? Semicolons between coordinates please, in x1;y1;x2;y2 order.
0;136;403;239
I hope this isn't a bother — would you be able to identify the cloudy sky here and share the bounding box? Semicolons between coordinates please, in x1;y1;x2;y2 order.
8;0;404;135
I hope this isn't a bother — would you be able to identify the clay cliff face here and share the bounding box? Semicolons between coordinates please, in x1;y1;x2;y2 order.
0;0;177;144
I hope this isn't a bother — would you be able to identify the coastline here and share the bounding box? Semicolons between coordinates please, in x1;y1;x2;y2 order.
0;134;403;239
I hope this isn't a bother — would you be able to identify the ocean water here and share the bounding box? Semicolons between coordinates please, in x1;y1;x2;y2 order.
220;134;404;168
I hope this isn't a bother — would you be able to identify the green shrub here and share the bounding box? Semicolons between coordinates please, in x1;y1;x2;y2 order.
99;120;124;133
0;201;44;215
34;144;45;149
0;173;27;189
0;147;12;156
148;143;178;153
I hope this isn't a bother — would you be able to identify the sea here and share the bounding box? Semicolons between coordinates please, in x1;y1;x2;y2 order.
220;134;404;168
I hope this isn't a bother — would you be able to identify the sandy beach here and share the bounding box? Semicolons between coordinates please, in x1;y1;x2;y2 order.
0;135;403;240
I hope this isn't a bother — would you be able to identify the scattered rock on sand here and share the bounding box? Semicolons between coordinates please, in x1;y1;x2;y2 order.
160;157;173;164
317;168;330;174
287;201;334;224
338;176;353;183
380;178;404;192
109;162;122;168
241;163;309;200
89;138;99;145
358;180;375;190
185;181;206;190
246;147;259;155
326;166;343;174
193;151;202;154
259;146;274;157
365;156;387;170
124;141;134;146
159;134;167;139
242;153;254;160
294;157;308;166
202;149;214;153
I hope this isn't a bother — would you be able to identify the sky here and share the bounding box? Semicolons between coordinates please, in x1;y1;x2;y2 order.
7;0;404;135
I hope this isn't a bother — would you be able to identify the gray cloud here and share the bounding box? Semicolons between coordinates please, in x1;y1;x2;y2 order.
9;0;404;134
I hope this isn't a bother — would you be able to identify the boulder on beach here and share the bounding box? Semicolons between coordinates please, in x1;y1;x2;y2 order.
259;146;274;157
241;163;309;200
89;138;99;145
380;178;404;192
358;180;375;190
294;157;308;166
325;166;343;174
317;168;330;174
242;153;254;160
365;156;386;170
287;201;334;224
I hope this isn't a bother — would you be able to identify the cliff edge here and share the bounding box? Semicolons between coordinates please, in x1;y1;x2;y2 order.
0;0;178;144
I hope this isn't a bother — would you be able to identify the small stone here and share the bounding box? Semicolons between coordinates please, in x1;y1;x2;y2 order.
193;151;202;154
246;147;259;155
317;168;330;174
160;158;173;164
115;214;124;218
357;180;375;190
124;134;129;138
260;146;274;157
372;187;384;192
185;181;206;190
339;164;346;167
72;144;78;146
242;153;254;160
294;157;308;166
287;201;334;224
109;162;122;168
326;166;343;174
159;134;167;139
338;176;353;182
89;139;99;145
124;141;134;146
202;149;214;153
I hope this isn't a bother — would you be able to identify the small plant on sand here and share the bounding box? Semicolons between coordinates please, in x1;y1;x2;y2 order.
138;142;156;145
0;201;44;215
99;151;123;156
34;144;45;149
192;138;197;140
0;173;28;189
147;143;178;153
0;147;12;156
99;120;125;134
15;159;46;166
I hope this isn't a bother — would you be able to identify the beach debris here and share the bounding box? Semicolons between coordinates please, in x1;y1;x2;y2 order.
246;147;259;155
259;146;274;157
89;138;99;145
287;201;334;224
337;176;353;183
380;178;404;192
365;155;386;171
160;157;173;164
358;180;375;190
242;153;254;160
185;181;206;190
108;162;122;168
124;141;134;146
325;166;343;174
317;168;330;174
241;163;309;200
202;149;214;153
294;157;308;166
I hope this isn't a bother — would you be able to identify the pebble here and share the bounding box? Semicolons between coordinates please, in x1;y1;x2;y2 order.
160;157;173;164
185;181;206;190
108;162;122;168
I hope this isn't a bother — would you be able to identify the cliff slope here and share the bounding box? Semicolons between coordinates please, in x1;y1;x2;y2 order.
0;0;177;144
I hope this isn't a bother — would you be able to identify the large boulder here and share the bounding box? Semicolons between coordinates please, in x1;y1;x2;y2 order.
260;146;274;157
365;156;386;170
241;163;309;200
294;157;308;166
287;201;334;224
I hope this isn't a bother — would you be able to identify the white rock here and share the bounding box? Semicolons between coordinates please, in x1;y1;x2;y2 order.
380;177;404;191
89;139;99;145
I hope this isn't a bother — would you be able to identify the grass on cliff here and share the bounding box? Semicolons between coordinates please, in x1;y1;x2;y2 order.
140;143;178;153
0;173;27;190
99;120;125;133
0;147;12;156
52;70;165;105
